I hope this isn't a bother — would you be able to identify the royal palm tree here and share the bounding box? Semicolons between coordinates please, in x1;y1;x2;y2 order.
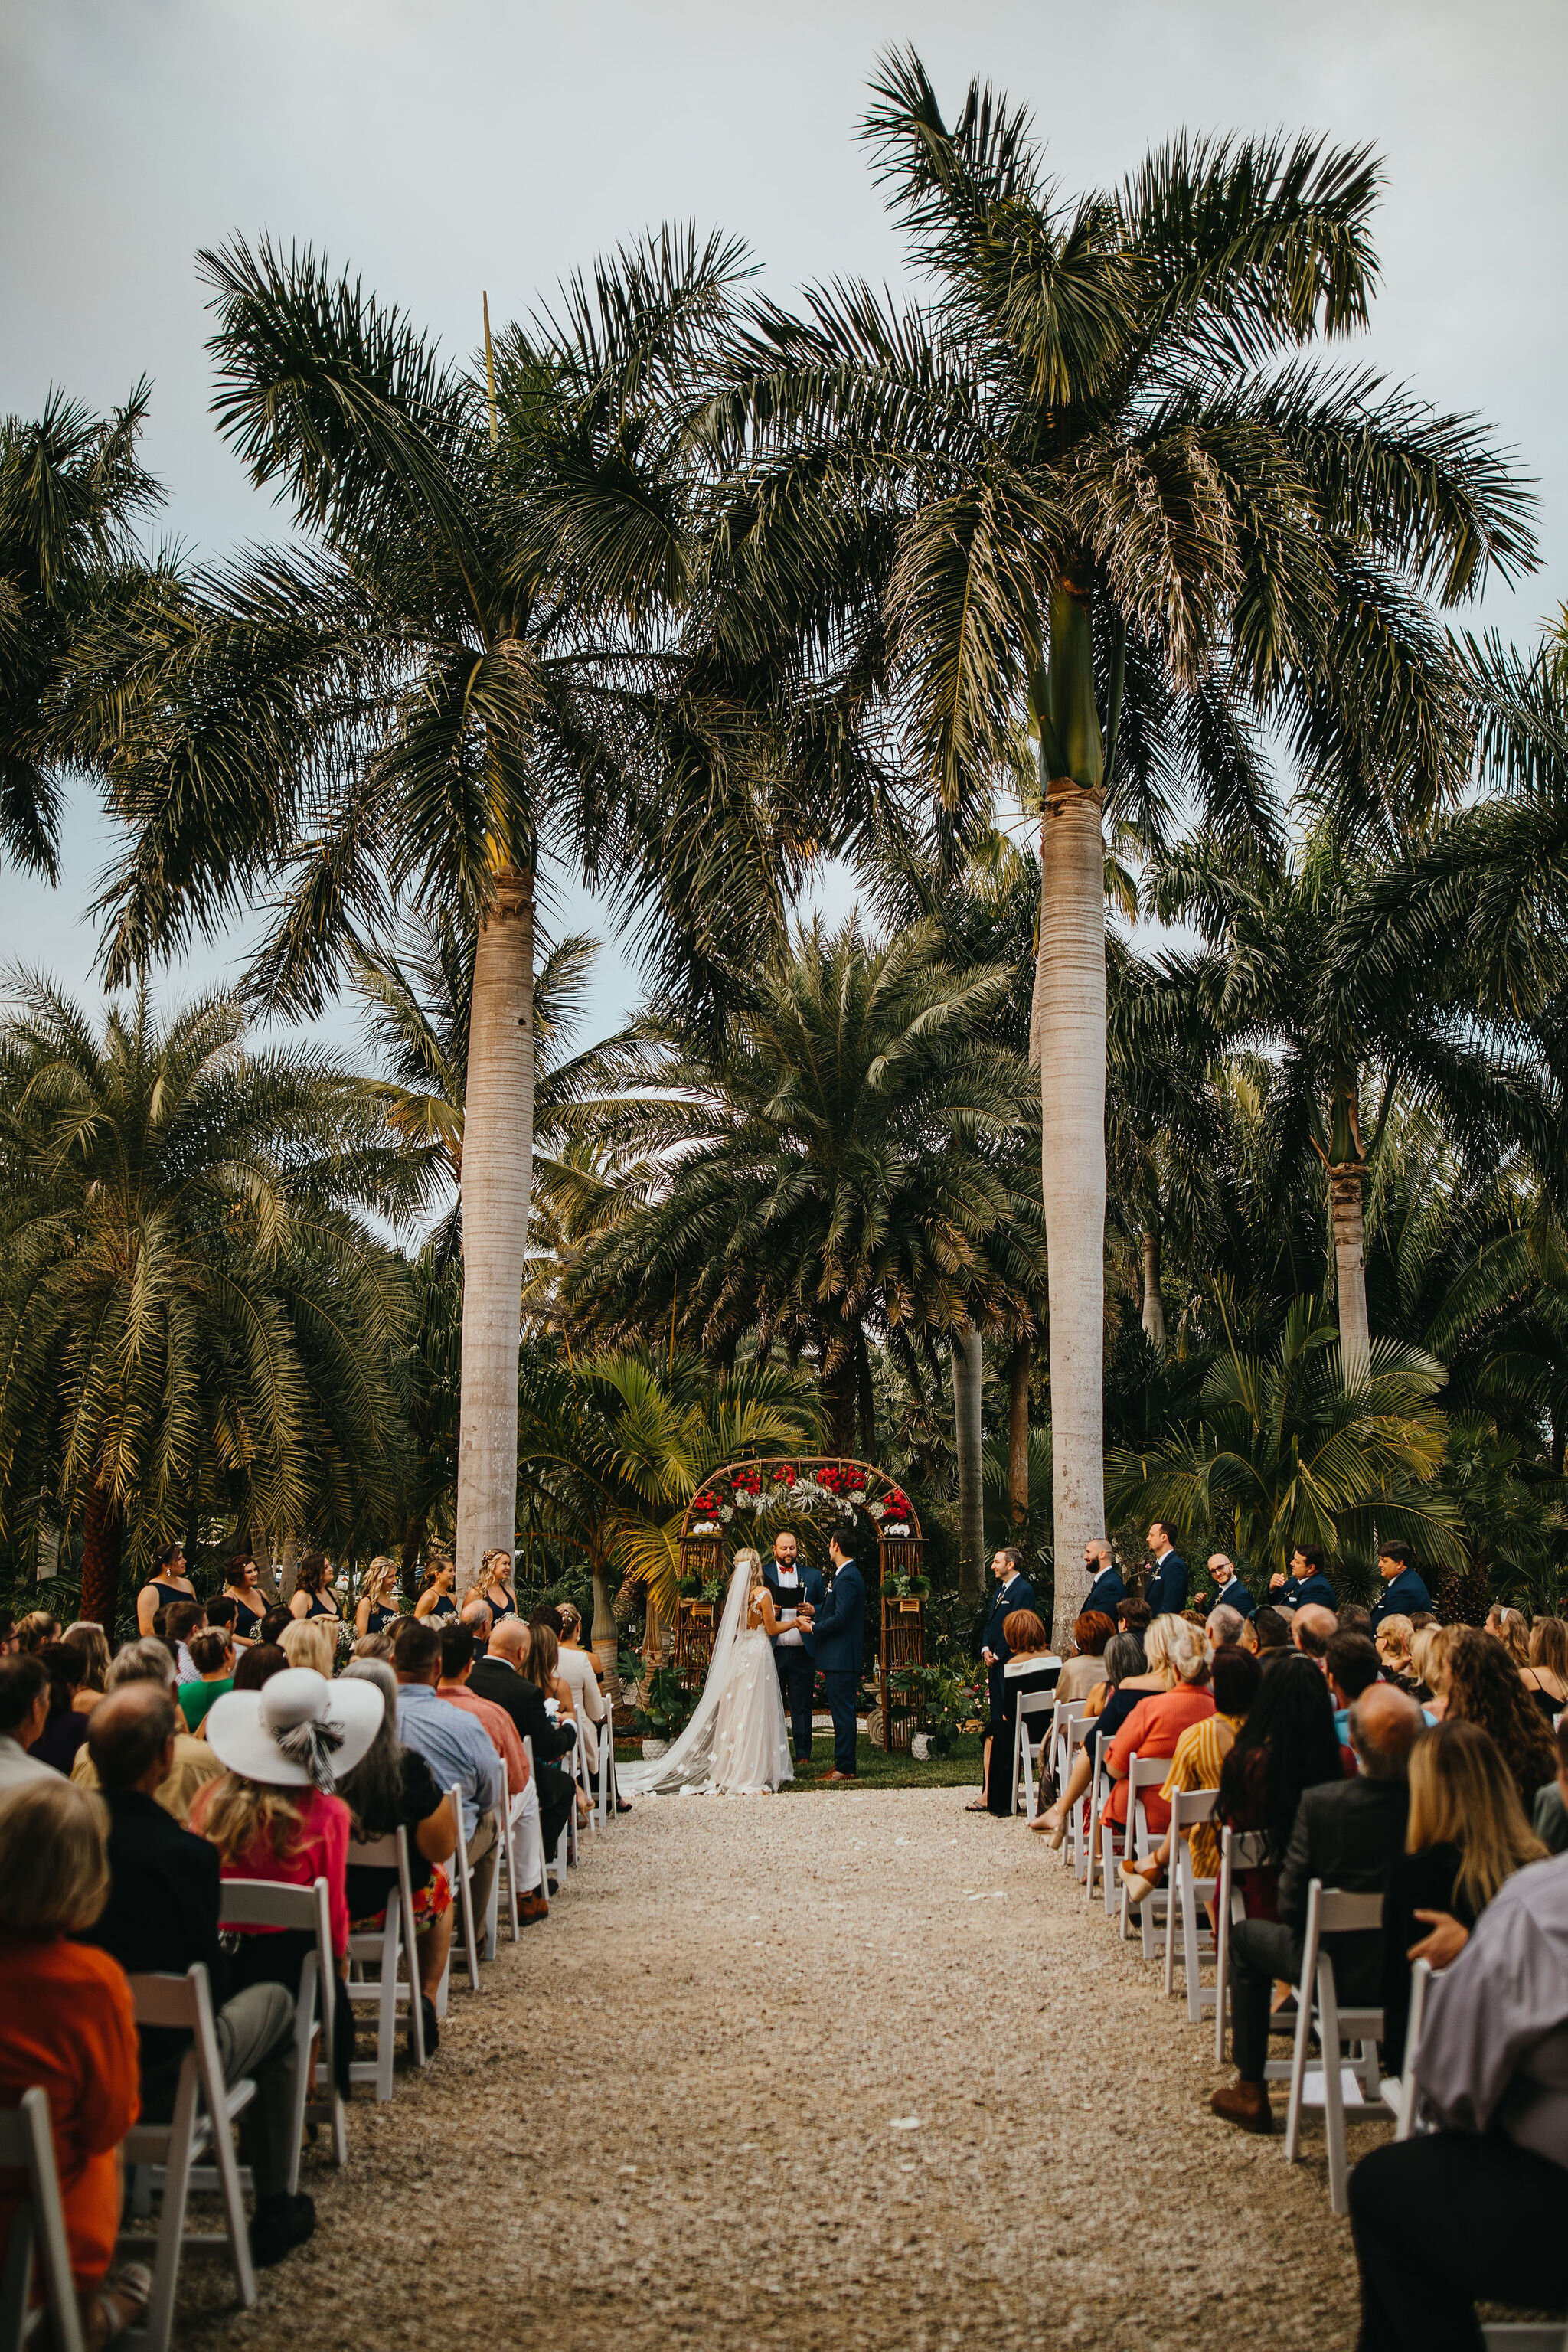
0;977;418;1627
1106;1295;1463;1579
0;384;163;876
1138;815;1560;1365
560;918;1047;1532
84;230;754;1584
706;50;1535;1615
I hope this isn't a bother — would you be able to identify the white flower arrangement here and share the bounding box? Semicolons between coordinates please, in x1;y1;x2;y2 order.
691;1520;720;1537
867;1501;886;1521
719;1504;733;1522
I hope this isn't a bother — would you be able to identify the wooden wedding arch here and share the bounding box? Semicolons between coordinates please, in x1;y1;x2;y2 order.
673;1456;928;1753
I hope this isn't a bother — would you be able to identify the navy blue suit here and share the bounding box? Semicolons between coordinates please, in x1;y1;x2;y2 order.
980;1573;1036;1727
1276;1570;1338;1612
1083;1564;1126;1622
763;1560;825;1762
1370;1567;1431;1629
1144;1550;1188;1617
811;1557;865;1775
1210;1576;1256;1620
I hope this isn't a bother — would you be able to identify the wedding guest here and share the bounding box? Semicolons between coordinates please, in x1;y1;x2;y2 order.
219;1554;267;1647
178;1629;236;1732
1206;1603;1245;1651
392;1620;503;1932
0;1775;149;2348
1057;1612;1115;1703
1122;1642;1261;1903
555;1602;608;1773
163;1599;206;1682
437;1624;528;1798
1325;1629;1383;1745
1443;1628;1557;1814
62;1624;113;1713
1291;1602;1338;1665
1038;1632;1156;1846
470;1619;577;1867
257;1606;292;1648
1212;1684;1422;2132
279;1618;336;1677
71;1641;224;1822
80;1683;312;2266
1101;1615;1212;1844
337;1658;461;2048
1115;1597;1152;1639
985;1610;1060;1817
1253;1606;1292;1664
1380;1720;1545;2072
1410;1623;1455;1717
1214;1651;1348;1921
354;1556;403;1642
1374;1613;1419;1691
1533;1717;1568;1855
353;1630;394;1661
1484;1602;1530;1668
232;1642;288;1693
414;1557;459;1622
1348;1849;1568;2349
15;1610;61;1655
136;1537;194;1637
0;1654;54;1794
30;1645;93;1773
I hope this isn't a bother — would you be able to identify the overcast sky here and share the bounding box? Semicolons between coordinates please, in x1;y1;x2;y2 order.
2;0;1564;1049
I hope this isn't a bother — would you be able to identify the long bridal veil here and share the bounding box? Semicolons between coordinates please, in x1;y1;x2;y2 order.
619;1557;763;1796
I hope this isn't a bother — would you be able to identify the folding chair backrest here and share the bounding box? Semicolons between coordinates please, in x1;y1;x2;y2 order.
1315;1887;1384;1936
0;2087;84;2352
218;1881;317;1932
1169;1785;1218;1834
348;1832;401;1867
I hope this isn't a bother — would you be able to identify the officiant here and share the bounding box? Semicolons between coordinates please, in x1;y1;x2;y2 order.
763;1530;825;1765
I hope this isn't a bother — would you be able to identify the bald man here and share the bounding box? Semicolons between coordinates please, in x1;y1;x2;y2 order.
1212;1683;1423;2133
1292;1602;1339;1664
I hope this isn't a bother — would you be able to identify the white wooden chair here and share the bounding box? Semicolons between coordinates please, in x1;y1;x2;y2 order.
1048;1697;1086;1796
595;1712;619;1824
1213;1827;1269;2065
1163;1787;1219;2020
218;1876;345;2183
1282;1879;1386;2214
346;1825;424;2092
1088;1743;1132;1917
116;1965;256;2352
443;1783;485;2001
1011;1690;1058;1816
0;2087;85;2352
1117;1753;1175;1951
1385;1956;1435;2142
1059;1713;1094;1877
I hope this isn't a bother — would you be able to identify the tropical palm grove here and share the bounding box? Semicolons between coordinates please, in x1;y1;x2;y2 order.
5;49;1568;1663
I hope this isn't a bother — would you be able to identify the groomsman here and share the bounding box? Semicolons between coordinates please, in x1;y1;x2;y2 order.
972;1547;1034;1811
1269;1544;1338;1612
1143;1521;1188;1617
1195;1553;1256;1619
763;1530;824;1765
1082;1539;1125;1622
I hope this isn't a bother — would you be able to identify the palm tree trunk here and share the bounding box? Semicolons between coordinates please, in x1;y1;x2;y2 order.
1033;573;1108;1633
1328;1161;1371;1373
590;1553;617;1681
954;1324;985;1599
456;865;536;1587
1007;1337;1031;1539
279;1530;298;1601
80;1481;124;1632
1141;1228;1167;1353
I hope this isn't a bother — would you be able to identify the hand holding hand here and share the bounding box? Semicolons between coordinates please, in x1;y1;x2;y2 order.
798;1602;815;1622
982;1647;997;1667
1408;1910;1470;1969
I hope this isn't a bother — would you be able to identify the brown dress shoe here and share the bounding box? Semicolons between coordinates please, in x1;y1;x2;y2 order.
1210;2080;1275;2134
517;1892;550;1924
825;1770;857;1782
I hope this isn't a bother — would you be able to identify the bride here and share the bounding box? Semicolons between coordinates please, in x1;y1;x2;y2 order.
619;1549;799;1796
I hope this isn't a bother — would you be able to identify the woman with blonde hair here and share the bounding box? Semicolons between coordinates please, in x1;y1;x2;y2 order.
468;1547;518;1626
413;1557;459;1621
1038;1630;1166;1844
63;1621;113;1713
1485;1602;1531;1670
354;1556;403;1641
1381;1719;1547;2066
1099;1612;1214;1846
0;1776;150;2347
279;1617;336;1678
1409;1623;1455;1717
1374;1612;1417;1686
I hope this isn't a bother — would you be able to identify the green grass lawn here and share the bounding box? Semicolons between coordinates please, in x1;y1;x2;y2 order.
615;1731;985;1792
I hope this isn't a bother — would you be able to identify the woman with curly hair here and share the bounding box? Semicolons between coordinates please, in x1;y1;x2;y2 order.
1444;1628;1558;1812
1215;1651;1347;1918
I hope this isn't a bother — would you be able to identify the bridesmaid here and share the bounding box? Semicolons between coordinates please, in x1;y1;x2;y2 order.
289;1551;345;1633
136;1538;196;1636
469;1547;518;1626
220;1555;266;1647
413;1557;459;1622
354;1556;403;1640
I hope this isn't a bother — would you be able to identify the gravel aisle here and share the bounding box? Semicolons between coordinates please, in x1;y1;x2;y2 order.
175;1788;1365;2351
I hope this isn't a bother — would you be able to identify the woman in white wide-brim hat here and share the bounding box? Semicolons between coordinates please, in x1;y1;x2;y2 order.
191;1669;383;2054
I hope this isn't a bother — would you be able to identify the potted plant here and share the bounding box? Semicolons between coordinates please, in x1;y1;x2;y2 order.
634;1664;695;1757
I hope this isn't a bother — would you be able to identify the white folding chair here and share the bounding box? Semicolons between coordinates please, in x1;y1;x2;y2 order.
1214;1827;1269;2065
1088;1743;1130;1917
1011;1690;1057;1815
569;1714;598;1836
443;1783;484;2000
1282;1879;1386;2215
1385;1956;1436;2142
480;1802;508;1958
0;2087;85;2352
218;1877;346;2183
346;1825;424;2092
595;1707;619;1825
1117;1753;1174;1952
1057;1713;1093;1876
116;1965;256;2352
1481;2331;1568;2350
1048;1697;1086;1795
1163;1787;1219;2020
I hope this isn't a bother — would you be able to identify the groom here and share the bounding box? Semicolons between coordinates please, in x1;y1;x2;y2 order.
806;1523;865;1782
763;1530;825;1766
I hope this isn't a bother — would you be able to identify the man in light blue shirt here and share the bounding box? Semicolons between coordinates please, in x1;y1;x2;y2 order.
393;1619;502;1928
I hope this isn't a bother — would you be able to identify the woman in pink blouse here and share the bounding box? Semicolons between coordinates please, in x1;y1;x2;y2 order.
1102;1614;1214;1838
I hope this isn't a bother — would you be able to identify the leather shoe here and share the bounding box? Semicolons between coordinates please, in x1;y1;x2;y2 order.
825;1769;857;1782
518;1891;549;1924
1210;2080;1275;2134
250;2192;315;2267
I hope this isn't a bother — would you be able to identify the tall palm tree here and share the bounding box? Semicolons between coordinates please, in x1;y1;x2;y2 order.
706;51;1535;1615
560;917;1047;1525
0;976;419;1627
1138;815;1560;1364
1105;1295;1463;1579
84;230;751;1583
0;384;163;876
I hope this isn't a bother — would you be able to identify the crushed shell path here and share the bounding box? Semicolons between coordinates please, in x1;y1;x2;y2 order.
172;1785;1365;2351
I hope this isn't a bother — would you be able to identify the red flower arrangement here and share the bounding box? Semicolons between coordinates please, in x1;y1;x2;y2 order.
732;1467;762;1495
885;1488;911;1515
770;1465;797;1488
691;1491;720;1517
816;1463;865;1496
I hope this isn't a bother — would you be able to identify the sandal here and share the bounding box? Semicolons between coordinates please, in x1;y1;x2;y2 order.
963;1801;989;1812
88;2262;152;2350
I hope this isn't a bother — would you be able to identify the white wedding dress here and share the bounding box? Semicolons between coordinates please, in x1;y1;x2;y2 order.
619;1563;793;1797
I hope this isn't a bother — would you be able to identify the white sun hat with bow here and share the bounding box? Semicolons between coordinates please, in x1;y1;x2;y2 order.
204;1665;382;1793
